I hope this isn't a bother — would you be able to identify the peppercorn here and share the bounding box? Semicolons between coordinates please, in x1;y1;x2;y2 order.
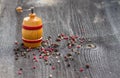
64;59;68;62
51;66;55;70
77;52;80;55
35;59;38;62
76;45;81;48
48;36;51;40
15;57;18;60
58;35;62;39
14;52;18;55
49;63;52;66
18;70;22;75
56;38;61;42
21;43;24;46
69;46;72;49
21;52;24;56
80;68;84;72
67;53;72;57
28;55;30;58
70;57;74;61
54;49;58;52
57;60;60;63
51;43;59;48
63;36;69;40
14;41;18;45
39;56;43;59
16;48;20;51
33;55;37;59
16;54;20;57
85;64;90;69
49;74;53;78
56;52;61;56
19;68;23;71
45;61;48;65
32;66;36;69
67;63;70;67
60;33;65;37
32;53;35;55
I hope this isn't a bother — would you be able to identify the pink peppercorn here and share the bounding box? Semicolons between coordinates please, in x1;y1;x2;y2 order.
64;56;67;59
63;36;69;40
60;33;65;37
14;41;18;45
80;40;84;43
33;56;37;60
18;70;22;75
39;56;43;59
35;59;38;62
32;66;36;69
41;47;45;51
68;45;72;49
80;68;84;72
38;50;41;52
43;51;47;54
52;66;55;70
44;56;48;61
76;45;81;48
32;53;35;55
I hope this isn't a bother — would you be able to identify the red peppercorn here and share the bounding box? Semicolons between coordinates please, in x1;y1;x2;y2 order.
76;45;81;48
32;66;36;69
18;70;22;75
56;38;61;42
80;68;84;72
39;56;43;59
68;45;72;49
32;53;35;55
60;33;65;37
63;36;69;40
64;56;67;59
43;51;47;54
80;40;84;43
48;48;53;52
33;56;37;60
35;59;38;62
44;56;48;61
41;47;45;51
51;66;55;70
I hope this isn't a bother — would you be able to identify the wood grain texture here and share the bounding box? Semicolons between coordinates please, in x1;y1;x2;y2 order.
0;0;120;78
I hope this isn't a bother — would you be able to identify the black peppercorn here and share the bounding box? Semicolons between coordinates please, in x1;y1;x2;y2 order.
85;64;90;69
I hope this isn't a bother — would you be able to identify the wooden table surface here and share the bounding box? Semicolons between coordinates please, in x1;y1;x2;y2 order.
0;0;120;78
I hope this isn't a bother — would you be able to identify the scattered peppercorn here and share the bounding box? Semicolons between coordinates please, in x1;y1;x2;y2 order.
85;64;90;69
49;63;52;66
51;66;55;70
14;41;18;45
15;57;18;60
32;66;36;69
19;68;23;71
49;74;53;78
56;38;61;42
67;63;70;67
18;70;22;75
21;43;24;46
80;68;84;72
